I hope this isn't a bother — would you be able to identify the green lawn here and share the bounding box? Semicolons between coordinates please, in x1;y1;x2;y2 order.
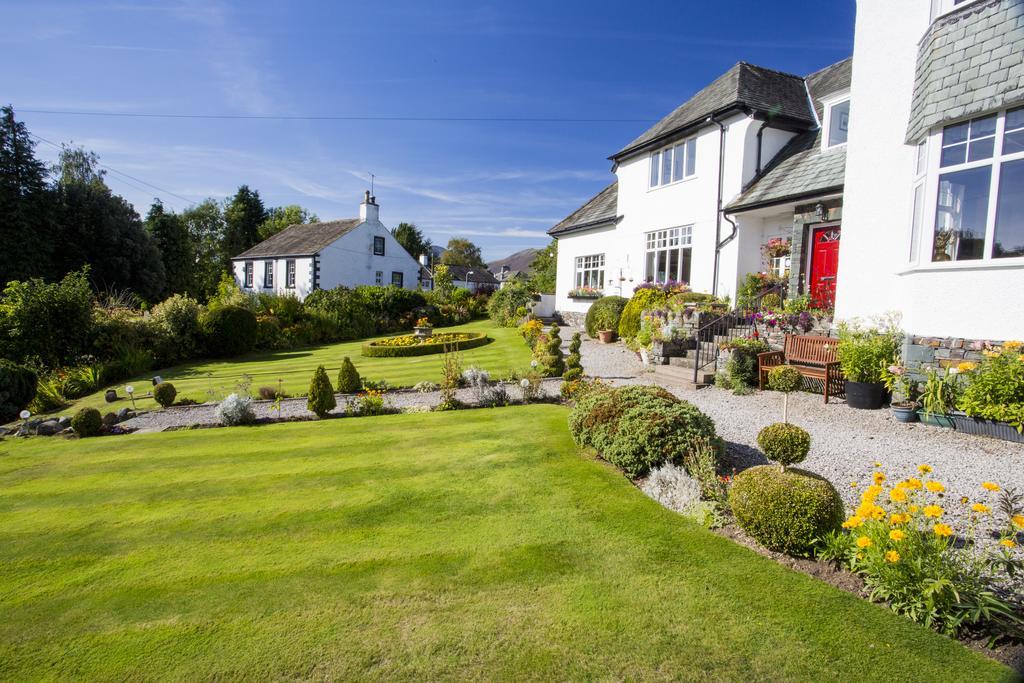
60;320;531;414
0;406;1009;681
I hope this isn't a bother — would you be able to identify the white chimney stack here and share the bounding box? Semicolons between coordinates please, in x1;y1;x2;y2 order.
359;190;379;223
419;253;429;266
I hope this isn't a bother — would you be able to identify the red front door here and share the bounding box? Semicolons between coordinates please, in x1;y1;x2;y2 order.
809;225;841;309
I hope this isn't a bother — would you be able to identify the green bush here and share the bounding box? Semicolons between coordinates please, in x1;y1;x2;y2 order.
71;407;103;437
200;305;258;358
957;343;1024;431
729;465;843;556
0;269;93;368
337;356;362;393
767;365;803;393
837;318;902;384
535;324;564;377
307;365;336;418
757;423;811;467
618;288;668;339
305;287;375;340
255;292;304;327
723;338;771;389
761;293;782;310
151;294;202;358
0;361;38;422
362;332;490;357
487;280;533;327
585;296;628;338
153;382;177;408
564;332;583;381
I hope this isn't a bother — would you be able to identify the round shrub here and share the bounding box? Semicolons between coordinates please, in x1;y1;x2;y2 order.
362;331;490;357
729;465;843;555
337;356;362;393
0;360;38;422
585;296;628;338
761;292;782;310
618;289;668;339
71;407;103;437
307;365;336;418
487;280;533;327
217;393;256;426
767;365;803;393
153;382;177;408
568;384;675;450
200;305;258;358
152;294;201;354
757;422;811;467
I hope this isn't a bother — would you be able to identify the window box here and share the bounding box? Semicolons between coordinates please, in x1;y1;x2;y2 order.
948;412;1024;443
568;287;603;299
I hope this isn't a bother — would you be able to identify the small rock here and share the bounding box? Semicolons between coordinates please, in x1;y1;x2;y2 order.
58;427;74;435
116;407;133;421
102;412;119;427
35;420;61;436
57;416;71;429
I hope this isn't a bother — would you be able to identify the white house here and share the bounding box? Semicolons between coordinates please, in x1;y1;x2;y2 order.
550;58;852;323
835;0;1024;366
231;192;423;300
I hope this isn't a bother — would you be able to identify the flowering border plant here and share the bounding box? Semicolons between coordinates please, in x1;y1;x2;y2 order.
568;286;603;299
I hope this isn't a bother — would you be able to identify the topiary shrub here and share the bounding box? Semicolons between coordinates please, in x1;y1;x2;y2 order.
757;422;811;468
761;292;782;310
534;324;564;377
618;289;668;339
200;305;258;358
729;465;843;556
337;356;362;393
563;332;583;381
152;382;177;408
768;364;803;421
307;365;336;418
0;360;38;422
585;296;628;338
71;407;102;437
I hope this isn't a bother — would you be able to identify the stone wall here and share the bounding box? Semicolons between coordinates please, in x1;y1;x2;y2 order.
903;334;1003;379
557;310;586;330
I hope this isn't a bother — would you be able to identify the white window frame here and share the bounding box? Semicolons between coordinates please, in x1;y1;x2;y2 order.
243;261;254;288
285;259;296;288
644;226;693;284
573;254;605;290
908;141;927;264
820;91;851;151
916;106;1024;270
375;270;383;285
930;0;974;22
648;136;697;189
263;261;274;288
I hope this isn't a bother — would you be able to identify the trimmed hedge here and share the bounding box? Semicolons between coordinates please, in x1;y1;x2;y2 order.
361;331;490;357
153;382;177;408
618;289;667;339
757;422;811;467
71;407;103;437
584;296;628;338
201;305;258;358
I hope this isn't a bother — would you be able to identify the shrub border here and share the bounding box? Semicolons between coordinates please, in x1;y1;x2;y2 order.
361;331;491;357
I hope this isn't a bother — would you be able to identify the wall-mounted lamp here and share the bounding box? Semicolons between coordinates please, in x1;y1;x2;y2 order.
815;203;827;220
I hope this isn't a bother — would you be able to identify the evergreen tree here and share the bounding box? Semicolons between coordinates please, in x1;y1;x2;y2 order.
0;106;54;282
182;199;227;301
534;324;565;378
223;185;267;266
529;240;557;295
307;364;337;418
392;222;431;260
145;200;193;297
564;332;583;381
337;356;362;393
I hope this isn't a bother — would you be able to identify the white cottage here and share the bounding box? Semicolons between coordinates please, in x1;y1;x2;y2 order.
231;192;423;300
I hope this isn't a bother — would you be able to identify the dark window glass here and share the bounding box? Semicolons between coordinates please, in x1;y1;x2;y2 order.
967;136;994;162
264;261;274;287
942;120;969;146
994;158;1024;258
971;114;997;138
286;260;296;288
1004;107;1024;155
940;144;966;167
932;166;991;261
373;236;385;255
391;271;404;287
244;262;253;287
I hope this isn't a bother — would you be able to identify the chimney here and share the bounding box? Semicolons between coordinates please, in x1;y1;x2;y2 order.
359;190;379;223
419;253;429;267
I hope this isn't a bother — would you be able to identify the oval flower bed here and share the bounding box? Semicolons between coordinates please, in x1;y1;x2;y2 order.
361;331;490;357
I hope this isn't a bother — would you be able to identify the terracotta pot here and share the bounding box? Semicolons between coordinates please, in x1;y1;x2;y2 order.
598;329;616;344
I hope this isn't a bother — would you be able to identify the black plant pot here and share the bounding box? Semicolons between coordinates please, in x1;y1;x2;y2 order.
845;381;886;410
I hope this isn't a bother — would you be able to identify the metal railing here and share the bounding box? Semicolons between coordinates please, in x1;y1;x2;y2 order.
690;283;786;383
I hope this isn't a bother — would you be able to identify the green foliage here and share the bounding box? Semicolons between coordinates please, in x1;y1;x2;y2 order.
729;465;843;556
306;365;336;418
337;357;362;393
527;240;557;295
722;338;770;390
362;332;490;357
957;344;1024;431
0;106;53;285
255;292;304;327
429;263;457;307
391;222;431;260
618;289;667;339
737;273;785;309
151;293;202;359
757;423;811;467
259;205;318;241
180;199;227;302
534;324;564;377
222;185;267;267
200;305;258;358
0;268;94;368
920;367;962;416
145;200;193;297
564;332;583;381
767;365;803;393
761;292;782;310
487;280;533;327
440;237;486;268
71;407;103;437
0;360;38;422
584;296;628;338
837;318;903;384
153;382;177;408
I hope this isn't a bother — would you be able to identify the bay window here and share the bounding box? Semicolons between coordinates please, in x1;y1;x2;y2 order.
574;254;605;290
644;226;692;284
649;137;697;188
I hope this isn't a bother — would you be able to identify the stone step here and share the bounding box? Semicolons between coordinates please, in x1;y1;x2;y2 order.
652;364;715;387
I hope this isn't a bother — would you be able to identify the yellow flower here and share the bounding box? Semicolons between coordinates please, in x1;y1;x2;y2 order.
918;464;933;475
904;478;922;490
925;481;945;493
1000;539;1017;549
1013;515;1024;529
868;505;886;520
908;505;920;514
889;529;906;542
842;516;864;529
862;484;883;501
850;481;858;488
981;482;1000;492
923;505;943;518
856;536;872;549
874;461;882;468
957;361;977;372
889;488;908;503
890;513;908;525
960;496;970;505
971;503;991;514
885;550;901;563
933;523;953;537
873;471;886;485
1004;340;1023;351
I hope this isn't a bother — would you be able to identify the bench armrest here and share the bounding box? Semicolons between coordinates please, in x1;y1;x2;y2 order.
758;351;784;366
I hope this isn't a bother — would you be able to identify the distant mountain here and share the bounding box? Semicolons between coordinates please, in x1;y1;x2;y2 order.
488;248;538;282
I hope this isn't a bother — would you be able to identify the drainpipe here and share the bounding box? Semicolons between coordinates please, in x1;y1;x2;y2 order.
710;116;727;296
754;120;770;176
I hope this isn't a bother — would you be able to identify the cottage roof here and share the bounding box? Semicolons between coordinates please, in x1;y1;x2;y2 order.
547;182;618;237
233;219;362;259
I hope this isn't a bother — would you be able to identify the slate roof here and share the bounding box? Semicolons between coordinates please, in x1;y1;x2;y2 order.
612;62;816;161
906;0;1024;144
233;219;362;259
488;248;538;279
439;264;499;285
548;182;619;237
727;58;852;212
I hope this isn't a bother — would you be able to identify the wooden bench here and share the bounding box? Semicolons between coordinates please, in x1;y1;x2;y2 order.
758;334;844;403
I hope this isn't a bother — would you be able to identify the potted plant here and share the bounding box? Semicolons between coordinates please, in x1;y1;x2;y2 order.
413;317;433;339
916;367;958;429
882;363;918;423
592;307;618;344
836;318;902;410
951;343;1024;442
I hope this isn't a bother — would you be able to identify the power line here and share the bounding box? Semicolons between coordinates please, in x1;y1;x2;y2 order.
20;108;657;124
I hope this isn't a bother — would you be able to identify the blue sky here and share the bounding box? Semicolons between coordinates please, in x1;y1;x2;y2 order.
4;0;854;261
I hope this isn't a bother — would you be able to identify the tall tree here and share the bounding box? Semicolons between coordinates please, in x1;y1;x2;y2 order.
0;106;55;282
222;185;266;265
259;204;318;240
145;200;193;297
529;240;557;294
392;222;431;261
440;237;486;268
181;199;226;302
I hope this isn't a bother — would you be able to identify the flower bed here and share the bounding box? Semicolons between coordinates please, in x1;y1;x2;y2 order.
568;287;603;299
361;331;490;357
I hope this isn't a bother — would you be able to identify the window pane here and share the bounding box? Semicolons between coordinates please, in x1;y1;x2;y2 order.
668;248;680;283
1003;129;1024;155
645;251;655;282
910;184;924;261
661;149;673;185
1007;106;1024;131
686;138;696;176
932;166;991;262
680;248;692;284
970;114;997;139
940;143;966;167
657;250;667;282
915;142;927;175
650;152;660;186
672;144;684;181
967;136;994;162
828;100;850;146
994;158;1024;258
943;120;969;146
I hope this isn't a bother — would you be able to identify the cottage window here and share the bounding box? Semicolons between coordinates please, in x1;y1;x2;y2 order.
375;270;383;285
909;142;927;263
243;261;254;288
930;107;1024;262
391;271;404;287
373;236;386;256
574;254;605;290
264;261;274;288
825;98;850;148
286;259;296;288
644;226;692;284
649;137;696;188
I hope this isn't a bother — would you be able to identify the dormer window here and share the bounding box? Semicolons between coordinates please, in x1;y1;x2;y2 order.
824;97;850;148
649;137;696;188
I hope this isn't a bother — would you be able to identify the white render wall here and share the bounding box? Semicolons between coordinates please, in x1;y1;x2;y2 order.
232;256;315;300
837;0;1024;340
